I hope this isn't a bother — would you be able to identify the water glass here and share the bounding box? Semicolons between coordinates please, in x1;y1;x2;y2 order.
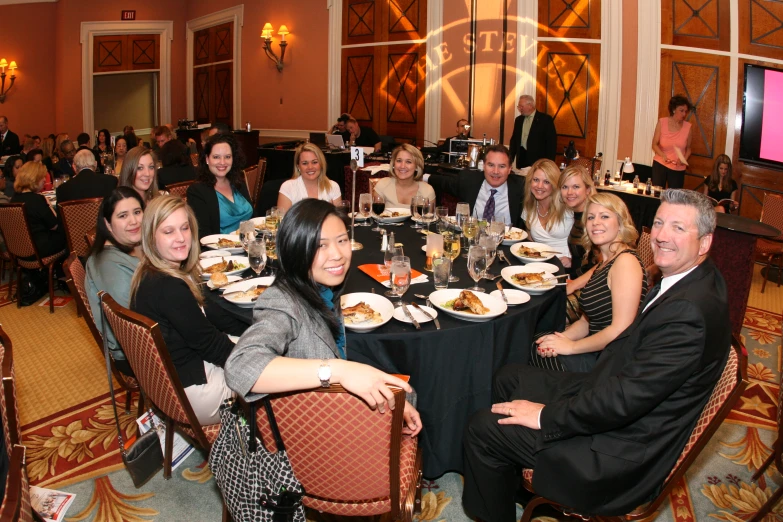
358;193;372;227
479;234;497;273
390;256;412;303
435;206;449;234
239;221;255;252
248;238;267;276
432;256;451;290
467;245;487;293
410;195;425;229
420;198;436;233
335;199;351;215
383;244;404;296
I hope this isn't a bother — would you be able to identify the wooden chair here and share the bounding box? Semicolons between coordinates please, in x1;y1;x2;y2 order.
99;292;220;479
0;250;11;297
0;204;68;312
258;385;422;520
243;158;267;208
567;156;602;180
345;166;390;211
518;337;747;522
63;254;142;418
84;229;96;251
755;193;783;293
58;197;102;259
637;226;660;287
165;180;194;201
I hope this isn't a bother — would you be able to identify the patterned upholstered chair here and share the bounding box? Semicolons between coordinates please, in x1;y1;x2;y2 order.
258;385;422;520
567;156;602;181
99;292;221;479
58;197;102;259
0;250;11;298
344;166;390;211
0;326;37;522
190;153;199;167
518;337;747;522
165;180;194;201
63;254;143;418
84;230;96;251
0;203;68;312
637;226;660;288
755;193;783;293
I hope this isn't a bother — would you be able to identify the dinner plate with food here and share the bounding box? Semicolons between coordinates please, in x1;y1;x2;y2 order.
501;266;558;294
340;292;395;332
200;234;245;254
502;227;528;245
200;249;232;259
377;208;411;223
206;273;242;290
510;241;558;263
221;276;276;307
429;289;506;322
199;255;249;280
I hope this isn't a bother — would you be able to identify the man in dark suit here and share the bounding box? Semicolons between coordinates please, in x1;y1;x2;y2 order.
0;116;21;156
54;140;76;179
462;189;730;521
56;149;117;205
426;144;523;227
76;132;102;165
509;95;557;169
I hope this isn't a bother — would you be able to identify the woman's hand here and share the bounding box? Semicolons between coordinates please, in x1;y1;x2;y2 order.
536;331;575;356
559;256;572;268
402;401;422;436
332;360;412;414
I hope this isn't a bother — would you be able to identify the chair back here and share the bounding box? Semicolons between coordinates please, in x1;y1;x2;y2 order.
255;158;267;207
567;156;602;179
761;193;783;241
63;254;102;348
344;167;390;210
166;180;194;200
259;385;414;516
84;229;96;251
0;204;36;260
243;165;259;206
99;292;210;448
0;327;21;448
0;444;33;522
638;226;654;269
59;197;103;258
190;153;199;167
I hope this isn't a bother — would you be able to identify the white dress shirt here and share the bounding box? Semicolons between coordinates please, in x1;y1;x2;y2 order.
642;265;698;313
474;180;511;225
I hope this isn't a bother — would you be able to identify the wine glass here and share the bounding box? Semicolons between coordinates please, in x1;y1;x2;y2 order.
371;194;385;232
358;193;372;227
265;209;280;235
442;232;460;282
467;245;487;293
389;255;412;304
420;198;436;233
248;238;267;276
479;234;497;276
455;202;470;250
462;216;478;258
335;199;350;215
239;221;255;253
383;244;404;296
435;206;449;234
410;195;425;229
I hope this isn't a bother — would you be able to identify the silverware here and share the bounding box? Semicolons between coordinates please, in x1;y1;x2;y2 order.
498;250;510;265
400;303;421;329
414;293;429;300
495;281;508;304
371;288;376;294
412;301;440;330
482;273;501;281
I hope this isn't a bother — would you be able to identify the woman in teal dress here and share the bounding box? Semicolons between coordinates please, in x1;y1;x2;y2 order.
186;133;254;238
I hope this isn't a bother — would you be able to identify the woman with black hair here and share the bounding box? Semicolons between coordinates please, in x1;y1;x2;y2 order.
186;133;252;238
94;129;111;155
651;94;693;189
157;139;197;190
84;187;145;375
225;199;421;433
2;154;22;198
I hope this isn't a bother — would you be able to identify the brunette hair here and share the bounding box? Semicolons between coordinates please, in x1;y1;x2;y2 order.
668;95;693;115
707;154;733;193
196;133;246;190
118;147;160;202
90;186;145;257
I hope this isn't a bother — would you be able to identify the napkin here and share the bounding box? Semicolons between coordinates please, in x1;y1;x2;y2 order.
363;164;391;175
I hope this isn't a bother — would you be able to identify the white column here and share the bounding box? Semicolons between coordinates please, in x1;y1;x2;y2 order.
632;0;661;165
424;0;443;145
596;0;623;171
725;0;739;158
515;0;538;106
327;0;343;128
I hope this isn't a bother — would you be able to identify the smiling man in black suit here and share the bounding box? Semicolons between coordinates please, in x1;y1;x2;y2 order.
509;95;557;169
462;189;730;521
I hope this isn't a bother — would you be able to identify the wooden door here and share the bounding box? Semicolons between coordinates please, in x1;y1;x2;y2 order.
193;22;234;125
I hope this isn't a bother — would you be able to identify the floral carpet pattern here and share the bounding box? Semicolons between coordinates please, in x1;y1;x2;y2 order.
21;307;783;521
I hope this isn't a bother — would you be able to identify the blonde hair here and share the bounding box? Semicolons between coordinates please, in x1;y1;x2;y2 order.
118;147;160;202
292;143;331;194
523;159;567;231
558;164;595;211
130;195;203;306
390;144;424;181
581;192;639;253
14;162;47;192
41;137;56;161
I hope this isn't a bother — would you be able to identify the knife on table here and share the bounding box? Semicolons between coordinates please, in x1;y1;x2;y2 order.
495;281;508;304
400;303;421;329
411;301;440;330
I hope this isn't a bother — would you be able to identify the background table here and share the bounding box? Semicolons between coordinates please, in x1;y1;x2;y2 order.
206;221;566;478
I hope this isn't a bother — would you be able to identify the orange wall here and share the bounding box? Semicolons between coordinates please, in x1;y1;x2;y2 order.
0;2;57;138
617;0;638;159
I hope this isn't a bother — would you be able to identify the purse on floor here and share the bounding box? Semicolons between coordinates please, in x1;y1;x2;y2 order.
101;307;164;488
209;398;305;522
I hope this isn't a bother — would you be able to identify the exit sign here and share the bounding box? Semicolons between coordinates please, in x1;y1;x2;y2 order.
121;10;136;20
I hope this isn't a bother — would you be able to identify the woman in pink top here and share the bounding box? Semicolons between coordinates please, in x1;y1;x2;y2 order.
651;95;693;189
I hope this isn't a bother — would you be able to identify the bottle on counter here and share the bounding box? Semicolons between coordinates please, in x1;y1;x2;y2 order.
560;162;566;171
632;174;640;188
645;178;652;195
604;170;612;186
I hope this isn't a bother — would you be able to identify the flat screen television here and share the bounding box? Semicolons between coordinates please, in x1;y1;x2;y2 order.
740;63;783;169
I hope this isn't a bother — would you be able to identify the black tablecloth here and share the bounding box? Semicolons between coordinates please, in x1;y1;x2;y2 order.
205;222;566;478
596;186;661;232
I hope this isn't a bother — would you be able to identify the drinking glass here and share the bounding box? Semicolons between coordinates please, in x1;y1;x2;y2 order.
358;193;372;227
239;221;256;253
371;194;385;232
432;256;451;290
389;256;412;304
467;246;487;293
455;202;470;249
247;238;267;276
442;232;461;282
383;244;404;296
479;234;497;275
335;199;351;215
435;206;449;234
410;195;425;229
420;198;436;233
462;216;478;258
265;209;280;235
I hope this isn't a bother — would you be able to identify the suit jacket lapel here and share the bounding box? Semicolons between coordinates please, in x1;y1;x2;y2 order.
312;313;341;359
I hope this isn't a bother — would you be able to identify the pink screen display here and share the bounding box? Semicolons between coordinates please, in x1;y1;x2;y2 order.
759;69;783;163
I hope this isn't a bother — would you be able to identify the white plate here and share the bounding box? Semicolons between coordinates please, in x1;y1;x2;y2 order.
234;217;267;234
340;292;395;332
489;289;531;306
500;266;558;295
200;249;232;259
428;289;507;322
350;212;370;221
199;255;250;280
200;234;244;254
523;262;560;274
222;276;275;307
502;227;528;245
393;304;438;324
377;208;411;223
206;274;242;290
510;241;557;263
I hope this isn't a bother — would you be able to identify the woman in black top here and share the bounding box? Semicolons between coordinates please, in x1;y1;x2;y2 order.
130;195;243;424
94;129;111;155
10;162;66;258
156;139;197;190
703;154;737;213
2;155;22;199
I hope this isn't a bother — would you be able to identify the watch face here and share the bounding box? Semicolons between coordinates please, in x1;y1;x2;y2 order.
318;364;331;383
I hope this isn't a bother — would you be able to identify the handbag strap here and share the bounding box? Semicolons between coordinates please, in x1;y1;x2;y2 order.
263;397;286;453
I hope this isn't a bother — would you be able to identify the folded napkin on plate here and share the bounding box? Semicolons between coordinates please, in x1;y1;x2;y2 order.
363;164;391;175
358;264;429;287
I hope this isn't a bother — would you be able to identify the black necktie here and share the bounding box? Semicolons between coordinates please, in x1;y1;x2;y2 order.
641;282;661;312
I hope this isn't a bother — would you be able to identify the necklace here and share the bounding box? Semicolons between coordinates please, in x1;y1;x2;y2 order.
536;201;550;218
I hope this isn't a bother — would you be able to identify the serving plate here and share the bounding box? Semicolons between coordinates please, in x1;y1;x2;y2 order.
221;276;276;307
199;255;250;280
502;227;528;245
200;234;244;254
206;274;242;290
500;266;558;295
340;292;395;332
377;208;411;223
510;241;556;263
428;289;506;323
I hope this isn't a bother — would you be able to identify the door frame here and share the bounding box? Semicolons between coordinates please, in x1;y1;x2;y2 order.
186;5;244;129
80;20;173;135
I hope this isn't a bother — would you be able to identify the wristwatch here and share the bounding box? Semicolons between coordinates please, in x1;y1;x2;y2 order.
318;360;331;388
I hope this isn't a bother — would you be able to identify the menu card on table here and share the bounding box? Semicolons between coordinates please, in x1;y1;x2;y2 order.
358;264;428;288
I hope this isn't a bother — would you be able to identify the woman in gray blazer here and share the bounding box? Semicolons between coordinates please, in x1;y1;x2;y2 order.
225;199;421;435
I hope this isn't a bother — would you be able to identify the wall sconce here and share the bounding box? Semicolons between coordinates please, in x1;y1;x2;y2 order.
261;23;289;72
0;59;18;104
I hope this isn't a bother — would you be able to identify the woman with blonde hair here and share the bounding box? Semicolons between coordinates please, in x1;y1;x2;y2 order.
118;146;160;203
130;196;239;424
559;164;596;277
535;192;647;372
521;158;573;266
10;162;67;257
373;143;435;207
703;154;737;213
41;137;57;174
53;133;69;161
277;142;342;212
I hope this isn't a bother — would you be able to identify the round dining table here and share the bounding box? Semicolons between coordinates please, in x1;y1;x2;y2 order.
205;219;566;479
